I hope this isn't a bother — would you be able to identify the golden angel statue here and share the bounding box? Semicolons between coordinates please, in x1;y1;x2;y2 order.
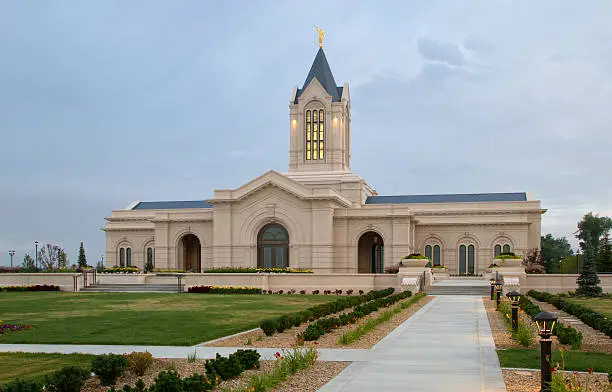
314;26;324;48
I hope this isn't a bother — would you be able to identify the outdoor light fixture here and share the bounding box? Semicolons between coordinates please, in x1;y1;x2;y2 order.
535;311;558;392
8;250;15;269
505;290;521;331
489;278;495;300
494;280;503;309
34;241;39;271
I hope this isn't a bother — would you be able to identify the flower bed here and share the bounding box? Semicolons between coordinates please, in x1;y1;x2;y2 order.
401;253;429;260
202;267;313;274
520;294;583;349
0;267;23;273
187;286;262;294
0;323;31;334
300;290;413;341
1;284;60;292
528;290;612;339
103;267;140;274
259;288;395;336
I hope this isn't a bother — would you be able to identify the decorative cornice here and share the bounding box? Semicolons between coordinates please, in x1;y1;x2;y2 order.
412;208;544;216
103;227;154;232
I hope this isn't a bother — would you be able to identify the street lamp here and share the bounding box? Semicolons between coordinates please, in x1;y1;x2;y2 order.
506;290;521;331
535;311;558;392
34;241;39;271
576;249;580;274
494;279;503;309
8;250;15;269
489;278;495;300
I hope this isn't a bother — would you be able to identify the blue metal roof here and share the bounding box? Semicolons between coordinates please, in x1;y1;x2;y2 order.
295;48;342;103
365;192;527;205
132;200;213;210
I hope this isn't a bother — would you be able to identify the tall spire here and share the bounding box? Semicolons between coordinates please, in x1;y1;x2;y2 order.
297;48;342;102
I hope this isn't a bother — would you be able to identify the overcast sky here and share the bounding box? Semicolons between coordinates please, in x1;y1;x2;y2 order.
1;1;611;266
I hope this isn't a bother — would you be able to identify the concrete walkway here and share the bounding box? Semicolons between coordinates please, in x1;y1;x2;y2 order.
318;296;506;392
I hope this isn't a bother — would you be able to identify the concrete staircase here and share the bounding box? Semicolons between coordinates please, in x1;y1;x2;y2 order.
80;284;182;293
425;285;490;296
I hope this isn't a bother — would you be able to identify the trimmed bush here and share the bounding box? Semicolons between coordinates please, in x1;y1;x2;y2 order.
260;318;278;336
150;370;183;392
45;366;90;392
202;267;312;274
231;349;260;370
187;286;261;294
182;373;214;392
1;285;60;292
1;379;42;392
204;353;243;381
92;353;128;386
126;351;153;377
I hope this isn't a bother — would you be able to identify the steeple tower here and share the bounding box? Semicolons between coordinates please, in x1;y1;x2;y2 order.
288;47;351;173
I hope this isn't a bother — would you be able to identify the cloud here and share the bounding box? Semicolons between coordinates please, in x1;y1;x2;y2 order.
417;37;467;66
463;36;495;54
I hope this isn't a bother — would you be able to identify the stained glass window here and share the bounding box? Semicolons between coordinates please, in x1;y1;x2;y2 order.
305;108;324;160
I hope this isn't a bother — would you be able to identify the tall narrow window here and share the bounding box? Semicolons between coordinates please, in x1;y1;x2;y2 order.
126;248;132;267
494;244;501;257
503;244;511;254
467;245;475;274
147;247;154;268
119;248;125;268
425;245;432;261
433;245;441;266
305;108;324;160
459;245;466;274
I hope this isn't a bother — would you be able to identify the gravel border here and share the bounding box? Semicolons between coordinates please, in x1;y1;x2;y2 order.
502;369;611;392
204;295;432;349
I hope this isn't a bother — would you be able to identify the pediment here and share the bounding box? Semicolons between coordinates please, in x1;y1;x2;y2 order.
209;170;351;207
299;78;332;103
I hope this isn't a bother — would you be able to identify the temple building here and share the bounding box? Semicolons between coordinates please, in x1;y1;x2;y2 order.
103;43;545;275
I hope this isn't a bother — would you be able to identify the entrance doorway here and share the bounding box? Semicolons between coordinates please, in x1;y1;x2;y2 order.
458;244;475;275
358;232;384;273
180;234;201;272
257;224;289;268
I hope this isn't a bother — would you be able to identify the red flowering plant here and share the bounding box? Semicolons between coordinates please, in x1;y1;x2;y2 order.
0;320;31;334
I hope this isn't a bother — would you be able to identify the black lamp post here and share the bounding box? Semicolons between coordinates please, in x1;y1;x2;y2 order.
535;311;558;392
489;278;495;300
8;250;15;269
494;280;503;309
506;290;521;331
34;241;39;271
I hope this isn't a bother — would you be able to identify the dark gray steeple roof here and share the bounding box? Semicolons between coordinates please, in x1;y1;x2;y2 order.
295;48;342;103
365;192;528;205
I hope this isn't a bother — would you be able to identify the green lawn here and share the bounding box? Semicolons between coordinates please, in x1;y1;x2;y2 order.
564;297;612;318
0;353;94;384
497;348;612;373
0;292;334;345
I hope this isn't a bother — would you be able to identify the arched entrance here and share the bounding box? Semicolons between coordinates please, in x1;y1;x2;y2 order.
358;231;384;273
180;234;201;272
258;224;289;268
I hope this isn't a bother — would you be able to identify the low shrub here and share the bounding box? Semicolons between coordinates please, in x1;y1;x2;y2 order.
92;353;128;386
204;353;243;381
241;347;317;392
346;289;354;295
277;315;291;332
299;290;306;295
0;267;23;274
202;267;312;274
231;349;260;370
103;267;140;274
260;318;278;336
312;290;319;295
150;370;183;392
126;351;153;377
513;323;535;347
520;295;583;349
187;286;261;294
182;373;214;392
1;379;42;392
1;284;60;292
45;366;90;392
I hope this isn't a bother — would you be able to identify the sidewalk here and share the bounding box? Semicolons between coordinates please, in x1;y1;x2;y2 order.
318;296;507;392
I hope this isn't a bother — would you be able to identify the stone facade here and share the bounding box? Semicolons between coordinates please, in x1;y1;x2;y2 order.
104;47;545;275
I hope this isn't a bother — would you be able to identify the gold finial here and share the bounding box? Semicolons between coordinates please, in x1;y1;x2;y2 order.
314;26;324;48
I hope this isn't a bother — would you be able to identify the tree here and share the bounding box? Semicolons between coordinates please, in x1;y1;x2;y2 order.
523;248;546;273
58;250;68;269
38;243;64;270
22;254;35;272
541;234;573;273
576;212;612;252
597;232;612;272
78;242;87;268
576;232;602;296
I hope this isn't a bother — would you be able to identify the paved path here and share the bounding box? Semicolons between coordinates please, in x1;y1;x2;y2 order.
318;296;506;392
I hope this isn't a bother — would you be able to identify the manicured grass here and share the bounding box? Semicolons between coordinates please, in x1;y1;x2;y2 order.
497;348;612;373
0;292;335;345
0;352;94;384
564;297;612;318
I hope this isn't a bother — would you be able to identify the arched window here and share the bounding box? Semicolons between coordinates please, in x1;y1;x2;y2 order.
147;247;154;268
258;224;289;268
305;108;324;161
119;248;125;267
433;245;441;266
503;244;511;254
126;248;132;267
494;244;502;257
425;245;432;261
459;244;476;274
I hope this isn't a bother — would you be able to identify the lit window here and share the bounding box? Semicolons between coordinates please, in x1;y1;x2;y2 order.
305;108;324;160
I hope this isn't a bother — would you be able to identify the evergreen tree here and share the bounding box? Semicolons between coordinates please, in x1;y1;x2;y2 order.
22;254;35;271
597;233;612;272
58;251;68;269
576;233;602;297
78;242;87;268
